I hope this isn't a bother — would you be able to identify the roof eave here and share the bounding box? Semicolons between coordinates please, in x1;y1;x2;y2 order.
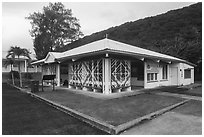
34;48;196;67
56;49;109;62
31;59;45;65
107;49;196;66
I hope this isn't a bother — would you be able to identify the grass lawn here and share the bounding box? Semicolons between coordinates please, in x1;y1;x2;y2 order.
37;89;184;126
2;83;108;135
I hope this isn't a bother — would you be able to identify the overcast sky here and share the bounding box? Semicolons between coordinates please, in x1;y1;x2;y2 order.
2;2;194;54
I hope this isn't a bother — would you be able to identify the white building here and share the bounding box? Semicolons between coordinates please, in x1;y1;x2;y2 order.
2;51;41;73
32;38;195;94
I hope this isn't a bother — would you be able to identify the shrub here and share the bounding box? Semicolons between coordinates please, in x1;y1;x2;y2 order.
22;73;32;79
9;71;19;79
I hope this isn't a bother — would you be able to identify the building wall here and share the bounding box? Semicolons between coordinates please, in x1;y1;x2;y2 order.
2;60;26;72
67;58;131;93
2;59;40;73
178;63;194;85
110;59;131;90
27;65;42;72
144;60;194;89
144;60;169;88
68;59;103;91
42;64;56;75
40;57;194;92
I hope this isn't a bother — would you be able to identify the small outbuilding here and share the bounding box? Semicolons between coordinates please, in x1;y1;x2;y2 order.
32;38;195;94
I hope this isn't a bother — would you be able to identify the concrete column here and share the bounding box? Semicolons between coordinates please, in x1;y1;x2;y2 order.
158;63;161;86
67;64;69;87
102;58;111;94
191;68;194;84
56;64;60;86
24;60;27;72
167;64;170;85
144;61;147;88
35;65;38;72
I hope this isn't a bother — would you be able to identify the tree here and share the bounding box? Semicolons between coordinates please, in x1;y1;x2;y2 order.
4;58;15;85
26;2;83;59
6;46;31;87
33;32;52;59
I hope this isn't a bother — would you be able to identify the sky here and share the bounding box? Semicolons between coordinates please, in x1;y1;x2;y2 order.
2;2;195;54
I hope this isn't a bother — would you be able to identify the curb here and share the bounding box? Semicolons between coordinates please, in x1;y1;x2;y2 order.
6;82;30;93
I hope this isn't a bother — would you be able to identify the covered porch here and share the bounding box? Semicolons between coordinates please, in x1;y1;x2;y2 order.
40;53;145;94
58;54;145;94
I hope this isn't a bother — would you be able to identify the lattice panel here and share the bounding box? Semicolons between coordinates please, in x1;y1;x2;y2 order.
42;64;56;75
111;59;131;89
69;59;103;88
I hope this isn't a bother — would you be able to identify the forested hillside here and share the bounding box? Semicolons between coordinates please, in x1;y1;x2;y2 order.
58;2;202;79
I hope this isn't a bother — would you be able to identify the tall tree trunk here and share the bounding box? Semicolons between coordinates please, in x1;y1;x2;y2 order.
11;64;15;85
18;59;22;87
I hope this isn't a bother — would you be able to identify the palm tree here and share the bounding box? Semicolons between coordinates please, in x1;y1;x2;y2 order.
4;57;15;85
6;46;31;87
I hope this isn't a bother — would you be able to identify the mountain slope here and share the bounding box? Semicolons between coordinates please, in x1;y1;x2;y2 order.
58;3;201;66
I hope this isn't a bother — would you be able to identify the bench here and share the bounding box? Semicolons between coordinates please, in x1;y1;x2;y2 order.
42;75;56;91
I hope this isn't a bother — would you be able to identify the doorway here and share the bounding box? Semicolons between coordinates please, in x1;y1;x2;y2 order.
170;67;178;86
131;60;144;90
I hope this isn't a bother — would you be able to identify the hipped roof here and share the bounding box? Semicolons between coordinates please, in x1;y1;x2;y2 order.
31;38;195;66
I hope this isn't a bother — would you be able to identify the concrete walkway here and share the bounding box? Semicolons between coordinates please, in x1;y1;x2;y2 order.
121;99;202;135
121;112;202;135
154;92;202;101
41;86;145;100
41;85;202;101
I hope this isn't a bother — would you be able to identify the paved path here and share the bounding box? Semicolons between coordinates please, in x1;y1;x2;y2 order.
154;91;202;101
41;86;202;101
121;100;202;135
121;112;202;135
40;86;145;100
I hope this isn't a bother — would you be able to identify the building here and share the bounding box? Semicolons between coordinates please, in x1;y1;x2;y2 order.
2;51;41;73
32;38;195;94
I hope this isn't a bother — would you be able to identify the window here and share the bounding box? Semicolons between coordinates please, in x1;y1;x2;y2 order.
150;73;154;80
162;64;168;80
147;73;151;81
147;73;158;82
184;69;191;79
155;73;157;80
